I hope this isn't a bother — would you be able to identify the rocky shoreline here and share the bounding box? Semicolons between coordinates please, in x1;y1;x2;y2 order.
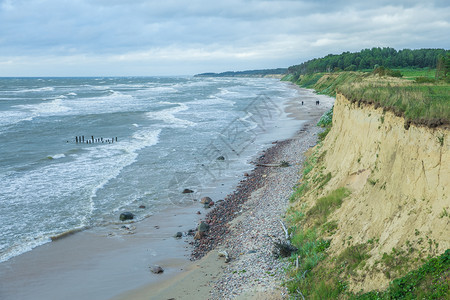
187;117;326;299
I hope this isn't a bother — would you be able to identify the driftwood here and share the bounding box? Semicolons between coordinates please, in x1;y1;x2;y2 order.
296;289;306;300
279;220;289;240
218;250;231;263
256;163;282;167
256;161;290;168
272;220;297;258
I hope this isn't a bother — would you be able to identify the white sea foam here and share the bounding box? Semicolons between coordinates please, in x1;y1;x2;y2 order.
0;235;51;263
14;86;55;93
11;89;138;119
15;98;72;116
145;103;195;127
147;86;177;93
0;128;161;262
86;128;161;216
239;112;259;132
0;110;33;128
0;77;298;266
188;96;235;106
48;154;66;160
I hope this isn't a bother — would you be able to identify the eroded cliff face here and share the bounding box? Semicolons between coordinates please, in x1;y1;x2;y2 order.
308;93;449;291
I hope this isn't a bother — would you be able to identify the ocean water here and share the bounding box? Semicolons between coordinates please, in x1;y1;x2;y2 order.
0;76;300;263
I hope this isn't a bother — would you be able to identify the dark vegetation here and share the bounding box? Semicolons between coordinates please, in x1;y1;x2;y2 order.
287;47;449;79
194;68;287;77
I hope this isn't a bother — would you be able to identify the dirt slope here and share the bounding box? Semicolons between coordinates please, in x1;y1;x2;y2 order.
301;93;449;291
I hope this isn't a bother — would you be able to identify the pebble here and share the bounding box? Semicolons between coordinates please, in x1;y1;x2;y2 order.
188;114;330;299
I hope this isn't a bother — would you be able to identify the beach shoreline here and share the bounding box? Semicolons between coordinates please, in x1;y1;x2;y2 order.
114;87;334;299
0;84;333;300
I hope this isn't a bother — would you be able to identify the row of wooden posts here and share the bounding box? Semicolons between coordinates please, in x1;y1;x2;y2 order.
75;136;118;144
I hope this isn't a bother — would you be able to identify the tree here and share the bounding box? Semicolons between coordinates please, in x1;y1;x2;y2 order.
436;55;445;79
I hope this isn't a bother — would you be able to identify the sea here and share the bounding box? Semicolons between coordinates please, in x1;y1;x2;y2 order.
0;76;301;264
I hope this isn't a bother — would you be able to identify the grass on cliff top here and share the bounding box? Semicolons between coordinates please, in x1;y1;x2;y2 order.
290;71;450;126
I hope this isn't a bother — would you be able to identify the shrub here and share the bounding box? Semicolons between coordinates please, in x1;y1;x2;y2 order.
307;187;351;225
415;76;436;83
317;106;334;127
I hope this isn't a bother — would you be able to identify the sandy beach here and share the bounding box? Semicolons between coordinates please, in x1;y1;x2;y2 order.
113;87;334;299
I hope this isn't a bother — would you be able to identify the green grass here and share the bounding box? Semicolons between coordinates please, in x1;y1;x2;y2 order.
318;127;331;142
307;187;350;226
289;182;308;202
290;146;325;203
295;73;324;88
337;244;372;274
289;70;450;125
353;249;450;299
317;107;334;142
285;187;351;298
394;68;436;80
302;72;361;97
338;82;450;125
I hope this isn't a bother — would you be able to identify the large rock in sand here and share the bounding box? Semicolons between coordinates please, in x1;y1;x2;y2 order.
150;265;164;274
198;221;210;232
119;212;134;221
200;197;212;204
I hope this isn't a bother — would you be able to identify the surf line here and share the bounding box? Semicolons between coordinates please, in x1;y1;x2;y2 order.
75;136;118;144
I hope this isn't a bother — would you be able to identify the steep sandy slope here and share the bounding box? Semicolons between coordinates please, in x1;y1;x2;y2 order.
303;93;449;291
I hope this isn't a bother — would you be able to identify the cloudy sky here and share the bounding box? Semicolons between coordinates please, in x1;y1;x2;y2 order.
0;0;449;76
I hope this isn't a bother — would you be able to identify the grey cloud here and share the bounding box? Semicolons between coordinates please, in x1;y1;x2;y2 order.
0;0;448;76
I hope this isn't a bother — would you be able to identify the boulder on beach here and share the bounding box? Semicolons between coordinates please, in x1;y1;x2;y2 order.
150;265;164;274
175;232;183;238
217;156;225;161
200;197;212;204
119;212;134;221
182;188;194;194
198;221;210;233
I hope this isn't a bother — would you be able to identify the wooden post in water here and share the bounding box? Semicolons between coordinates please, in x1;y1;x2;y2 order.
115;137;118;142
76;136;78;143
82;136;85;143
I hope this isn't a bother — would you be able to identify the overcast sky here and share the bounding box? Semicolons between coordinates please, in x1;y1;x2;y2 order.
0;0;449;76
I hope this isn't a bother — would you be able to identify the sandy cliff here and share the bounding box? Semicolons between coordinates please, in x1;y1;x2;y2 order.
303;93;449;291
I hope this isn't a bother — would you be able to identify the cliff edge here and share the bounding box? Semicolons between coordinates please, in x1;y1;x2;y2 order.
290;93;449;293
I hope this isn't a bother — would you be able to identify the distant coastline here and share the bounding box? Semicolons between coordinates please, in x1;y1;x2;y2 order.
194;68;287;78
